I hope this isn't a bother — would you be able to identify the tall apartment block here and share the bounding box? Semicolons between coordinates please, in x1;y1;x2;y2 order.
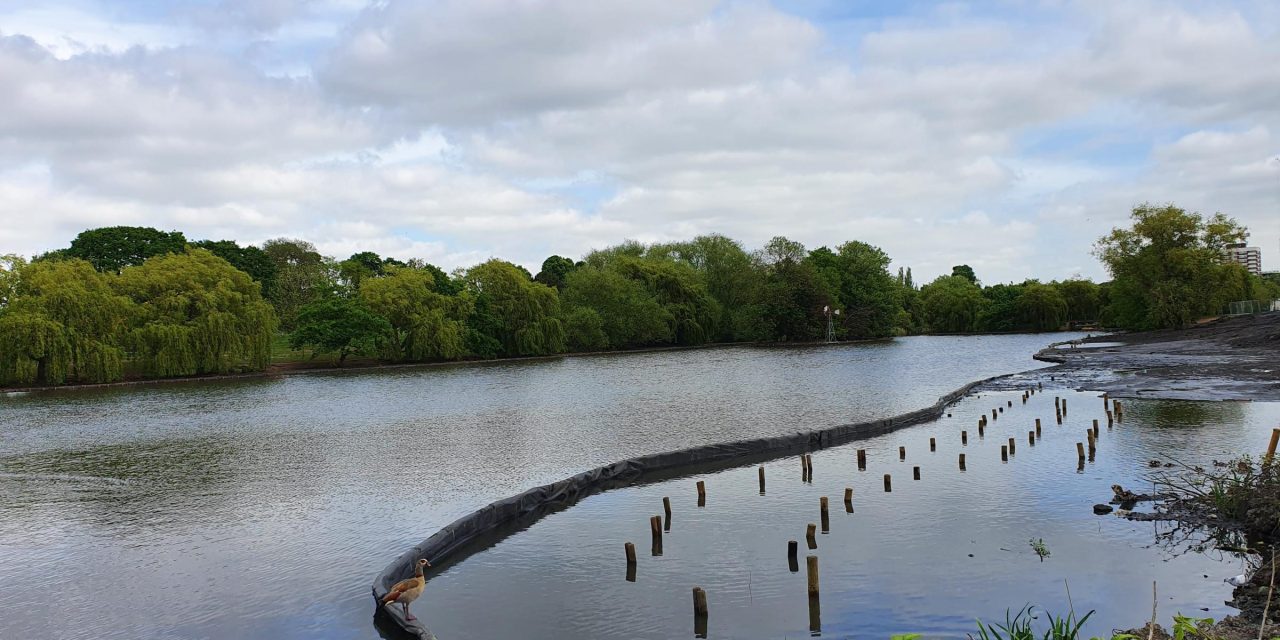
1224;242;1262;275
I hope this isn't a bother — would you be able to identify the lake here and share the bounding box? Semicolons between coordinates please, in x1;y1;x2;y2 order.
2;334;1089;639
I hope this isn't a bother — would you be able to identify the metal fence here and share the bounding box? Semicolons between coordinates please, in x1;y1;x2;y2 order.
1225;299;1280;315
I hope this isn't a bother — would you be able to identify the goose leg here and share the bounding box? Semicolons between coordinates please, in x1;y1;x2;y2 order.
403;602;415;621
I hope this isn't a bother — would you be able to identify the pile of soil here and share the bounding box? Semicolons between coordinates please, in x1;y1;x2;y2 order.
1035;312;1280;401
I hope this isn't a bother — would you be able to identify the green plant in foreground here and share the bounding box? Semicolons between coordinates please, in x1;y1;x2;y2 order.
1030;538;1051;562
1170;613;1213;640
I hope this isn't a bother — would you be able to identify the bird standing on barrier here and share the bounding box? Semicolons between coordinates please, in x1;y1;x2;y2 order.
382;558;431;621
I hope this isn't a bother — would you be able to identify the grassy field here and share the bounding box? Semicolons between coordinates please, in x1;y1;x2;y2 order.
270;332;318;365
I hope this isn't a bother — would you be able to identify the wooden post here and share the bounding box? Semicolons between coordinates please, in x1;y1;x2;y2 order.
1076;442;1085;462
651;515;663;556
1107;411;1113;428
958;453;966;470
1087;432;1096;458
624;542;637;564
930;437;936;452
1028;430;1035;446
1008;436;1016;455
1266;428;1280;464
1056;412;1062;425
961;430;968;445
691;586;711;614
787;540;799;570
1001;445;1008;462
992;409;997;420
806;555;820;597
999;406;1004;414
843;487;853;512
696;481;706;507
663;496;672;520
1035;420;1042;437
819;497;830;533
857;449;866;471
691;586;711;616
1008;400;1013;408
978;422;985;437
806;523;817;549
899;445;906;460
759;465;766;493
1092;419;1099;435
883;474;892;492
913;466;921;480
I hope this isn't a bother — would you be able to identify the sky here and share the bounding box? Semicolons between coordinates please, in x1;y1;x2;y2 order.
0;0;1277;284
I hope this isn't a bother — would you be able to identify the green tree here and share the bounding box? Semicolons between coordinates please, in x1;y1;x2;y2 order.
0;259;133;385
533;255;578;290
0;254;24;308
977;283;1025;332
359;268;471;362
1055;279;1102;324
561;306;608;352
758;237;831;341
289;297;392;365
66;226;188;273
561;266;672;349
116;249;277;377
463;260;565;357
651;235;767;342
262;238;335;329
951;264;979;285
192;240;278;298
919;275;985;333
808;241;902;339
1016;281;1068;331
1095;204;1249;329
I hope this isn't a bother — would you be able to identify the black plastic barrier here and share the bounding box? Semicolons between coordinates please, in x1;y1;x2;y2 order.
372;374;1005;639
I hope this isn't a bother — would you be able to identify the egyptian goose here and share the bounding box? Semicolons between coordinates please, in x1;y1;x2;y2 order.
382;558;431;621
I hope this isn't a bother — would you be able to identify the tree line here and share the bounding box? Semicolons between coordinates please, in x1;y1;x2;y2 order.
1;204;1274;386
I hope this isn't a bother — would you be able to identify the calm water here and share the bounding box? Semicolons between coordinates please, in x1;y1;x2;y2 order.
417;389;1280;640
0;334;1082;640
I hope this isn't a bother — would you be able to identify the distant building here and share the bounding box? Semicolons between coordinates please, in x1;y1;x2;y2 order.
1224;242;1262;275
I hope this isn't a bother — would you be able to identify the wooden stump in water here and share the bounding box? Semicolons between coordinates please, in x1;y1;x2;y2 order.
806;555;820;597
806;523;818;549
958;453;966;470
819;497;830;533
1001;445;1008;462
930;437;936;452
913;466;921;480
759;466;765;493
883;474;892;492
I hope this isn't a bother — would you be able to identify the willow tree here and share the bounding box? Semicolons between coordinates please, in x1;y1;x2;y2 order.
115;249;277;377
919;275;985;333
0;259;133;385
359;267;471;361
464;260;565;357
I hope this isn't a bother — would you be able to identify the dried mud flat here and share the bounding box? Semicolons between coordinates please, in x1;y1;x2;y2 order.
1030;312;1280;401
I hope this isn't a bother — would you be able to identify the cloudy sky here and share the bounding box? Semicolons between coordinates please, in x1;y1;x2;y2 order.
1;0;1277;283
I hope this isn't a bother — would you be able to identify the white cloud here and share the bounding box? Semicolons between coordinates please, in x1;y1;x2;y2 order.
0;0;1276;282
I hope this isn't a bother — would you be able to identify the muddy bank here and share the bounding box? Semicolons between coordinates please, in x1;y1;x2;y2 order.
1029;313;1280;401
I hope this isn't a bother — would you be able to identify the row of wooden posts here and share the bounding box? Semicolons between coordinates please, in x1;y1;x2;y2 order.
625;386;1129;633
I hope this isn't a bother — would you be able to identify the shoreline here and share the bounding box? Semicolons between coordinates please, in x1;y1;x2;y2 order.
1031;312;1280;401
0;335;908;395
